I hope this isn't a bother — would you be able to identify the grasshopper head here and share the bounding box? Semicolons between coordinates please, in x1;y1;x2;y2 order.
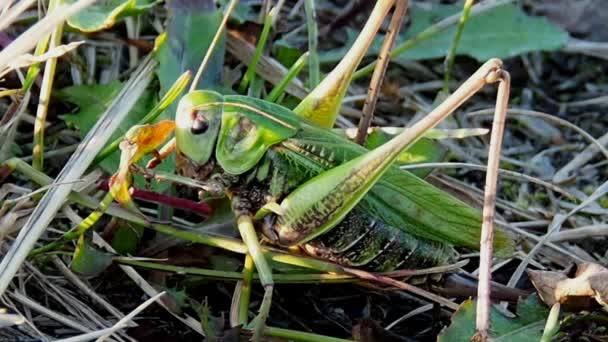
175;90;224;165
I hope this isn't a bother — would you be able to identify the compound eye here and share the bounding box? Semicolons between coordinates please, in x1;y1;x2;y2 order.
190;111;209;135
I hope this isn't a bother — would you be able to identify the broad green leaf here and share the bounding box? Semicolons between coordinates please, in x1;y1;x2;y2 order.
363;131;446;178
438;295;550;342
71;235;113;275
399;3;568;61
58;82;175;191
218;0;256;24
58;82;155;173
321;3;568;63
155;0;224;112
273;39;304;68
66;0;156;32
111;223;144;254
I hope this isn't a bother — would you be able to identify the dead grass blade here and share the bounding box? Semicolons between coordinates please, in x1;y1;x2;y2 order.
0;56;156;296
0;0;96;74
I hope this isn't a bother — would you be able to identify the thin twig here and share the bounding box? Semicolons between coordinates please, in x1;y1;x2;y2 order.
475;69;510;341
354;0;408;144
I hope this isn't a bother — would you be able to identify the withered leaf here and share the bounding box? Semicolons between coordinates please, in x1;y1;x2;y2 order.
528;262;608;310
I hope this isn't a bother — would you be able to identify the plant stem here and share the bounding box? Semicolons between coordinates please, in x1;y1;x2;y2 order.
265;51;309;103
32;0;62;171
442;0;474;93
265;326;353;342
355;0;408;145
238;7;276;93
191;0;239;91
303;0;319;88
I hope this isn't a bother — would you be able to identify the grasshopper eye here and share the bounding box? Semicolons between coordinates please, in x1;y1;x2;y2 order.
191;112;209;135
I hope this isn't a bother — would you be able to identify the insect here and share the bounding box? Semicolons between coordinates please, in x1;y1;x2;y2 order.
110;1;514;338
112;59;512;337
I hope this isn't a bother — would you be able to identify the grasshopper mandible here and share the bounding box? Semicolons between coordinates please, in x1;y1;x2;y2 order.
111;0;514;337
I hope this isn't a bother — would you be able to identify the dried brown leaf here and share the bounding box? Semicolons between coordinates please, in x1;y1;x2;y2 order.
528;262;608;310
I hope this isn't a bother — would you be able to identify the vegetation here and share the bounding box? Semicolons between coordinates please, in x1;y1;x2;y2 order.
0;0;607;341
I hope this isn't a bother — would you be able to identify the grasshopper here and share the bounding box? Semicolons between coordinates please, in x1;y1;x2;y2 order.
111;1;514;338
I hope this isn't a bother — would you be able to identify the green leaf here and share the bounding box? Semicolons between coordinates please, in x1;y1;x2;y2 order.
321;3;568;63
273;39;304;68
58;81;155;173
66;0;156;32
438;296;550;342
71;235;113;275
364;130;446;178
111;223;144;254
57;82;174;191
218;0;256;24
155;0;224;112
399;3;569;61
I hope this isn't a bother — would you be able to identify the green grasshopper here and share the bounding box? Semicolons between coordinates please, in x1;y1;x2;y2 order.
112;1;514;338
114;59;512;337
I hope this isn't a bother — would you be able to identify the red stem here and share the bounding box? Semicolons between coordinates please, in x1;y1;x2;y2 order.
98;181;212;215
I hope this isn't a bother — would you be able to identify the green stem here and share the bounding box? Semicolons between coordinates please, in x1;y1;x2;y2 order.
32;0;63;171
21;34;51;93
443;0;474;93
115;258;354;283
265;326;353;342
303;0;319;87
265;51;309;103
540;303;560;342
1;158;345;274
29;192;115;257
92;71;190;166
238;7;276;93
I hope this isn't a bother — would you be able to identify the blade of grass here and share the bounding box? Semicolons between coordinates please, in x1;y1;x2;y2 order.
0;56;157;296
190;0;239;91
265;51;308;102
33;0;63;171
237;7;276;93
303;0;319;87
442;0;474;92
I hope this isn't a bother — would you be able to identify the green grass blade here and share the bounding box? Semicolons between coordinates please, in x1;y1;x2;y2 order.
237;7;276;93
